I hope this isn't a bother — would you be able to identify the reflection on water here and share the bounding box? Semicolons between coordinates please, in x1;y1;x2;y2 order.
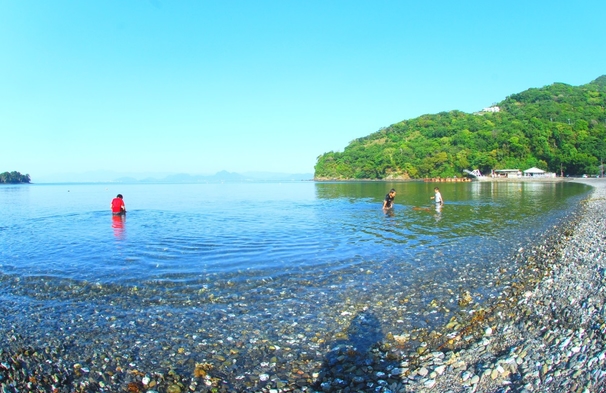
434;203;442;222
383;208;395;217
111;214;126;239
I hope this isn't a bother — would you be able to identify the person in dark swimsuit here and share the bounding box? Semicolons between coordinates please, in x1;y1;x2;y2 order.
382;188;396;209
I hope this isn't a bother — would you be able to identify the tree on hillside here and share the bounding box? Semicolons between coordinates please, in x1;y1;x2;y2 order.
0;171;31;184
314;75;606;179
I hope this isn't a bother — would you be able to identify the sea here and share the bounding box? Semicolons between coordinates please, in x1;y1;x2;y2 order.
0;180;591;389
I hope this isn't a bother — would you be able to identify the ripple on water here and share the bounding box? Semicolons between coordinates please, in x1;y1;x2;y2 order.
0;181;591;390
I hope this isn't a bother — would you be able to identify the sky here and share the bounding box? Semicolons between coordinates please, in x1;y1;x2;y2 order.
1;1;605;182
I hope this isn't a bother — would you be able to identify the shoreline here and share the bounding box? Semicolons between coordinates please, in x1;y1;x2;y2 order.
313;177;579;183
1;180;604;392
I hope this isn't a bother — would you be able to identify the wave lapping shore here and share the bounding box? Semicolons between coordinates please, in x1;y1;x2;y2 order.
399;179;606;393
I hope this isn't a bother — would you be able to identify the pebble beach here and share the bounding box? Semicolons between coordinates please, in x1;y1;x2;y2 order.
1;179;605;393
314;178;606;393
393;178;606;393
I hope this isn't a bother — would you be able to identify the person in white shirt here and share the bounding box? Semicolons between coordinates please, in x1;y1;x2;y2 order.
430;187;443;206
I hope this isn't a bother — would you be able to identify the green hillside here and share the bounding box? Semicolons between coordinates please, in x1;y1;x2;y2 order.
314;76;606;179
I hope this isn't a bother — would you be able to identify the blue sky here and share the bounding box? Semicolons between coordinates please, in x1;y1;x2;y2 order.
1;1;604;181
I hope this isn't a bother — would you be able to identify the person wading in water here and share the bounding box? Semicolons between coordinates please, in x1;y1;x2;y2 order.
383;188;396;209
111;194;126;215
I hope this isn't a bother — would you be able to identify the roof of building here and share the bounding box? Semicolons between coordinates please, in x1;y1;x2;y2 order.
523;167;545;173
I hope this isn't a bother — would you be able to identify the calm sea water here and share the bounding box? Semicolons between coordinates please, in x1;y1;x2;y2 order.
0;180;590;386
1;181;587;288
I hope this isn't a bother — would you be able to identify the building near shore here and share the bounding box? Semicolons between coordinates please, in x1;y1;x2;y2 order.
524;167;556;177
493;169;521;178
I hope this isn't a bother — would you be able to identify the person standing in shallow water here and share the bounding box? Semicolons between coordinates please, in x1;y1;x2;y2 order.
383;188;396;209
111;194;126;215
430;187;444;206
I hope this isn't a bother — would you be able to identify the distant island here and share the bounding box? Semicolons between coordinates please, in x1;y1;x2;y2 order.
0;171;31;184
315;75;606;180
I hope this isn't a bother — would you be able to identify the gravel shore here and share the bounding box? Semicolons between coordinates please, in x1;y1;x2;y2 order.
1;179;604;392
396;178;606;393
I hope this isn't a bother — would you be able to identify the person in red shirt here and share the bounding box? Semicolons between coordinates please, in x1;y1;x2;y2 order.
111;194;126;215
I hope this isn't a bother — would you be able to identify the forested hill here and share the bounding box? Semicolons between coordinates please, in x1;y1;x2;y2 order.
314;76;606;180
0;171;31;184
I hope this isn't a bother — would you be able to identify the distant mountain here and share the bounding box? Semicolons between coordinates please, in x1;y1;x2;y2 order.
146;171;313;183
113;177;139;183
36;171;174;183
242;171;314;181
149;171;248;183
36;170;313;183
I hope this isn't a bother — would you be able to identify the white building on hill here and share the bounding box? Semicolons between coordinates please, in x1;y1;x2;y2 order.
481;106;500;113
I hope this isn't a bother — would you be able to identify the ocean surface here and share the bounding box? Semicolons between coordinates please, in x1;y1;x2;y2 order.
0;180;591;388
